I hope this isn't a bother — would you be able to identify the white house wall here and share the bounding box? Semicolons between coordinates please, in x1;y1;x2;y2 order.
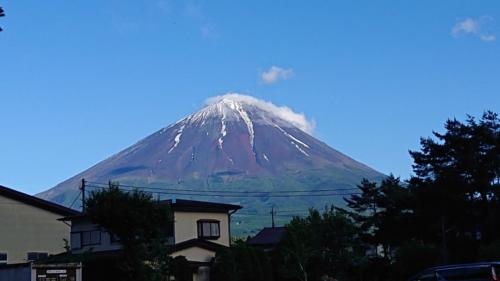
174;211;230;246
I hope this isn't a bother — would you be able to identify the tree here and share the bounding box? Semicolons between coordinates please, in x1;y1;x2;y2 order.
85;184;174;281
0;6;5;32
280;214;315;281
278;207;360;281
375;175;414;260
409;111;500;263
344;179;382;250
211;239;274;281
345;176;413;261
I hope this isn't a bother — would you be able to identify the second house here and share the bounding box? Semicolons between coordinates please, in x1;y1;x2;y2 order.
61;198;242;281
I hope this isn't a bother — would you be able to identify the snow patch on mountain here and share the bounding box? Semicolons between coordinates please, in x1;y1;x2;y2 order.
205;93;315;134
168;124;185;153
219;112;227;149
293;142;310;157
274;124;310;148
263;153;270;162
234;102;255;150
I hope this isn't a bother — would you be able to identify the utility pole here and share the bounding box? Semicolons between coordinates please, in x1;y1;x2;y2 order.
270;206;277;228
80;178;86;213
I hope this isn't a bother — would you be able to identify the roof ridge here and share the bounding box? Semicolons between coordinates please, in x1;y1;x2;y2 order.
0;185;79;216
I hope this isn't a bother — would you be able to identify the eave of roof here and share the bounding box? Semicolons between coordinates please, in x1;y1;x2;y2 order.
59;199;242;222
162;199;242;213
0;185;80;216
171;238;227;253
35;250;125;264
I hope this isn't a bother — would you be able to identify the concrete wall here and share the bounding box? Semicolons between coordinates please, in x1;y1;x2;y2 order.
0;194;71;264
174;212;230;246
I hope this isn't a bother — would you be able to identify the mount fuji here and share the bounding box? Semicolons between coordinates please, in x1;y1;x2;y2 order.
38;94;384;234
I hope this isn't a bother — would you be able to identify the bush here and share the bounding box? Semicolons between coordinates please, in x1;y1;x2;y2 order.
392;241;440;280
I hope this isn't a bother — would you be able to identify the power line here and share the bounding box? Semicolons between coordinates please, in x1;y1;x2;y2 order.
233;213;307;218
68;192;81;209
84;184;360;198
85;181;358;194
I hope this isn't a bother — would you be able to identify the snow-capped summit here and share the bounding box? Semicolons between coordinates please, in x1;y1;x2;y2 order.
38;94;383;213
180;93;314;134
167;94;313;159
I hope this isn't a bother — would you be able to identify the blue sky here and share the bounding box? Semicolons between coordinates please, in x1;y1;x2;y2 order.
1;1;499;195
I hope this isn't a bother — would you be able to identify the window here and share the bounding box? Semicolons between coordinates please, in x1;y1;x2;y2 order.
197;220;220;239
81;230;101;246
27;252;48;261
71;232;82;249
0;252;7;264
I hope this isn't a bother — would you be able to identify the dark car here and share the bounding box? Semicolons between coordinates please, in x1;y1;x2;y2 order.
408;262;500;281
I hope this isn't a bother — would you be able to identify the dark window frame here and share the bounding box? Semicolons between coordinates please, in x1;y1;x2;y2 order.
27;252;48;261
80;230;102;247
0;252;7;264
197;219;220;240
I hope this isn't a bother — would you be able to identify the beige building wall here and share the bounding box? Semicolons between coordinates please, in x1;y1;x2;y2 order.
0;194;71;264
174;211;230;246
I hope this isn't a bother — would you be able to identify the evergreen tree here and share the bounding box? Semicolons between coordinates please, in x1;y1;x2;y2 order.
344;179;382;248
409;111;500;262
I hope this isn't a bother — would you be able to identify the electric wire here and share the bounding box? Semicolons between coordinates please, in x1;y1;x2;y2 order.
85;181;359;194
68;192;81;209
84;184;360;198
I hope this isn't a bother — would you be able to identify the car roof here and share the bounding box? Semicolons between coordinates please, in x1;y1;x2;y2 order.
429;262;500;272
408;262;500;281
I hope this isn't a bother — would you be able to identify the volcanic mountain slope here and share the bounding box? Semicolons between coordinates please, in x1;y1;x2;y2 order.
38;94;384;234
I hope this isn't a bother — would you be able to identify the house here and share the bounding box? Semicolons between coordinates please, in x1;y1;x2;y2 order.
247;227;286;252
0;185;79;265
60;198;241;281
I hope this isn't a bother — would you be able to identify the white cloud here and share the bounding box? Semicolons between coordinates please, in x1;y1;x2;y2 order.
206;93;315;134
452;18;479;35
480;34;496;42
260;66;294;84
451;16;496;42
